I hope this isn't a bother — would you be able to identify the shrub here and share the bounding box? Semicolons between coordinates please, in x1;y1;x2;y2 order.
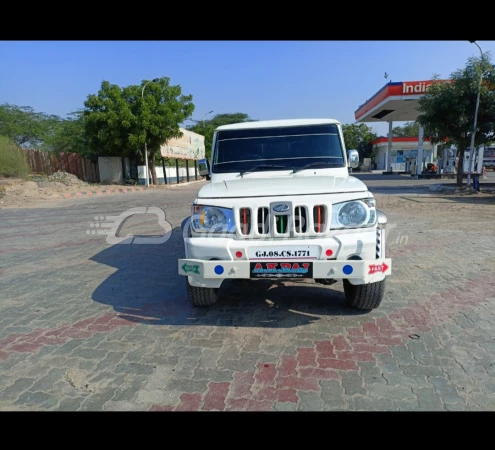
0;135;29;177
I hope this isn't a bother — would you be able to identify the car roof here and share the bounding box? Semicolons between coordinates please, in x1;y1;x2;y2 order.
215;118;340;131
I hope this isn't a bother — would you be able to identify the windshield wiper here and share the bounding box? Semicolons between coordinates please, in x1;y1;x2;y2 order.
240;164;289;176
292;161;343;173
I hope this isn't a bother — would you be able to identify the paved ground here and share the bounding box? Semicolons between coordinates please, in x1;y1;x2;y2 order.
1;175;495;411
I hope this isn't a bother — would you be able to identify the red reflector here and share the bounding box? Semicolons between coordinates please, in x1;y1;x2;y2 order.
326;249;333;257
235;251;243;258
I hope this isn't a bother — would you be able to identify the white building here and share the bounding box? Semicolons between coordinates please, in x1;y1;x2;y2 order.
371;137;436;171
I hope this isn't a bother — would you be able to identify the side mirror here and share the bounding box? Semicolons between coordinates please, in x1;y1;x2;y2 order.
347;149;359;169
198;158;211;179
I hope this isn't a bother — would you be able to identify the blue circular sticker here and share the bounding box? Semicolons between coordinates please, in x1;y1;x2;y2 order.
214;265;224;275
342;264;353;275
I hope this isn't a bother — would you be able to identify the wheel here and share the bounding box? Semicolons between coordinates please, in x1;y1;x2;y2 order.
186;278;219;307
343;278;386;310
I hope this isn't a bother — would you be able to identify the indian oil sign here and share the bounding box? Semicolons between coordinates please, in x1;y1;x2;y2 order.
402;81;434;94
401;79;451;95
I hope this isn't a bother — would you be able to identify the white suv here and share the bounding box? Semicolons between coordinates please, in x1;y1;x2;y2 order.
179;119;391;310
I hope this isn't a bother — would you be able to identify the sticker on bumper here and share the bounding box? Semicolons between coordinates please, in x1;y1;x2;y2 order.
181;263;200;274
250;262;313;278
368;262;389;274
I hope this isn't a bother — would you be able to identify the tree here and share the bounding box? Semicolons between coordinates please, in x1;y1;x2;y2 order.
341;123;378;160
186;112;256;160
83;81;138;158
42;110;90;156
83;78;195;184
417;53;495;186
0;103;59;147
392;121;419;137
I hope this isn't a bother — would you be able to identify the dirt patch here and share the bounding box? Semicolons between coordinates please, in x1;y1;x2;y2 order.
0;172;206;208
64;369;95;393
46;171;91;186
0;172;132;208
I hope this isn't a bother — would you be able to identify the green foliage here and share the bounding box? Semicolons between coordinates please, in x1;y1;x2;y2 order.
83;81;137;157
0;135;29;177
392;121;419;137
83;78;195;183
341;123;377;159
417;52;495;185
0;103;60;147
42;110;91;156
186;112;256;160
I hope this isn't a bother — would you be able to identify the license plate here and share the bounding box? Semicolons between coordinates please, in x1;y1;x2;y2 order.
248;246;318;260
250;261;313;279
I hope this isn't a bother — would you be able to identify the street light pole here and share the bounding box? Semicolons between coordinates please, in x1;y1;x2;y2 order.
467;41;483;187
141;78;160;187
202;110;213;128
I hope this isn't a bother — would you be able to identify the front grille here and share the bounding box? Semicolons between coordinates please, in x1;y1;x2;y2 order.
236;203;329;237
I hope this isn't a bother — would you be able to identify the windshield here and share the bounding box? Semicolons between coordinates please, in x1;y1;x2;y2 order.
212;124;345;173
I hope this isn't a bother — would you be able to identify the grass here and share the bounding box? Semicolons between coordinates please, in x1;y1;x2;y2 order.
0;135;29;178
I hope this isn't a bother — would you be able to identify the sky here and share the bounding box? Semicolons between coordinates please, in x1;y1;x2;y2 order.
1;40;495;137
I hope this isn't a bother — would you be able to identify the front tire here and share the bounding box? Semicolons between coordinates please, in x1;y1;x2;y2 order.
186;279;219;307
343;278;386;310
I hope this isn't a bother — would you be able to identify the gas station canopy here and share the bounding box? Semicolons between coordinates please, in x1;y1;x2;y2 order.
354;80;448;123
354;79;449;175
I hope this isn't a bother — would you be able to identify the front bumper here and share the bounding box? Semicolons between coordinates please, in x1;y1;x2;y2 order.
179;257;391;287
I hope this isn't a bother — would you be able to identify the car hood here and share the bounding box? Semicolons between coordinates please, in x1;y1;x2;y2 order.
197;175;368;198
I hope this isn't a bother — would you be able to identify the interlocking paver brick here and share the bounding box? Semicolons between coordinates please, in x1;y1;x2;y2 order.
369;384;417;401
348;395;396;411
55;396;86;411
297;391;325;411
392;399;420;410
29;368;66;392
428;376;465;405
319;379;345;405
15;391;59;409
359;362;387;386
382;374;428;389
413;387;445;411
341;371;366;396
202;382;230;410
2;180;495;410
274;401;298;411
399;364;445;377
166;378;209;393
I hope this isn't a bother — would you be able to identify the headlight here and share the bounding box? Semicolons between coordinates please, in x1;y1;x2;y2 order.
191;205;235;233
331;198;377;229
